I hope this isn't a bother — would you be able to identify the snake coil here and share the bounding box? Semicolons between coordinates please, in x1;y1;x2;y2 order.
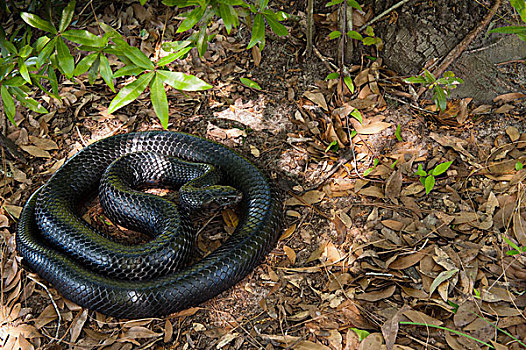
16;131;281;318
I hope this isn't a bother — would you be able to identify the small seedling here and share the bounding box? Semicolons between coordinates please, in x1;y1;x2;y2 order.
395;124;403;141
502;235;526;255
415;161;453;194
516;161;524;171
325;72;355;93
363;158;379;177
404;70;463;111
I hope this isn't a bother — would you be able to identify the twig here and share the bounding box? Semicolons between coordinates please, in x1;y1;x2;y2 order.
27;275;62;343
358;0;412;31
312;46;339;71
305;0;314;56
417;0;502;98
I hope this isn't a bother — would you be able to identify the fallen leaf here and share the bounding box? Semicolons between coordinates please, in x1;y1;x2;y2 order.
304;91;328;111
19;145;51;158
354;121;392;135
429;269;458;297
356;285;396;302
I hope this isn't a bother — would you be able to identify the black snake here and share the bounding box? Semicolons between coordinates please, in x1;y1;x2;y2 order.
16;131;281;318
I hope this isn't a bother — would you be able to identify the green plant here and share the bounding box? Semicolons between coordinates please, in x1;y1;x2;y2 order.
516;160;524;170
1;0;289;129
502;235;526;255
405;70;463;111
489;0;526;42
162;0;289;53
326;72;355;94
415;161;453;194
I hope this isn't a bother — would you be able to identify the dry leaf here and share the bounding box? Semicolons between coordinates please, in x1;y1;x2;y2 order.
283;245;297;265
359;332;384;350
304;91;328;111
19;145;51;158
120;326;162;339
70;309;88;343
403;309;443;326
284;191;326;206
356;285;396;301
354;121;392;135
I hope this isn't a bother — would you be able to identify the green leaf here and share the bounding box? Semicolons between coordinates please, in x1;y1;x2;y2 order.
157;48;192;66
263;12;288;36
120;45;155;70
108;72;154;114
424;69;436;83
240;77;261;90
516;161;524;171
404;76;427;84
56;37;74;78
395;124;402;141
326;0;344;6
365;26;375;37
18;58;31;84
19;45;33;58
424;175;435;194
21;12;57;34
511;0;526;22
196;25;208;57
59;0;76;32
10;86;48;113
415;164;427;177
3;76;26;87
37;37;57;68
113;65;145;78
503;235;521;252
150;74;169;129
1;85;16;125
62;29;105;47
73;52;98;75
325;140;338;153
156;70;212;91
432;161;453;176
329;31;342;40
362;37;377;45
88;55;100;84
350;108;362;124
433;85;447;111
162;40;192;52
47;66;59;95
177;6;206;33
219;4;239;34
343;76;354;93
347;0;362;11
489;25;526;35
350;328;370;342
325;72;339;80
247;13;265;49
347;30;363;40
429;269;459;296
99;54;115;92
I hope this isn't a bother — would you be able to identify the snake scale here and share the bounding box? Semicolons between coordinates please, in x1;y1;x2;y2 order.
16;131;281;318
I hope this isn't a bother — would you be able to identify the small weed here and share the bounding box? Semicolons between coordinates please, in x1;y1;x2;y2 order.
415;161;453;194
404;70;463;111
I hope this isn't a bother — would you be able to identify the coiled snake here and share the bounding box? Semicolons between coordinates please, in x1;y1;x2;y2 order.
16;131;281;318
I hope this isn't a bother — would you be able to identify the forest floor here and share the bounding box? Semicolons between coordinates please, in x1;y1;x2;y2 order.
1;1;526;350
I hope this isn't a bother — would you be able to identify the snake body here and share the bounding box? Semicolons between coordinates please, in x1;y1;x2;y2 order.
16;131;281;318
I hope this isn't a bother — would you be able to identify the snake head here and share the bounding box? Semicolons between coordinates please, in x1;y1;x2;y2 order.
179;185;242;211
